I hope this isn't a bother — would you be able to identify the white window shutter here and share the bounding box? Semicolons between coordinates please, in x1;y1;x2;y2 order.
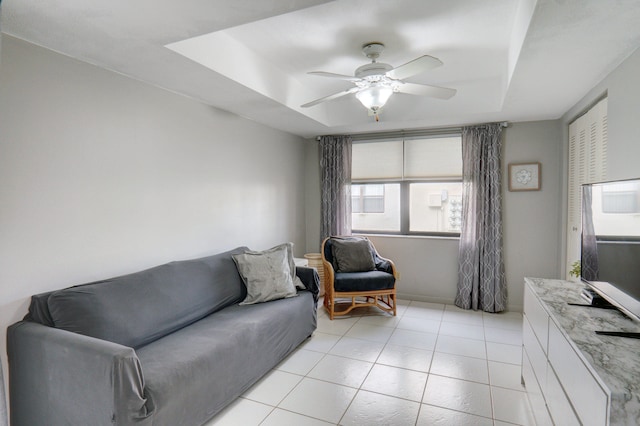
565;97;608;278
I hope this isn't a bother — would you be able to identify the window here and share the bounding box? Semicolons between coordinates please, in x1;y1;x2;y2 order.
352;183;400;232
351;134;463;235
602;182;640;214
352;184;385;213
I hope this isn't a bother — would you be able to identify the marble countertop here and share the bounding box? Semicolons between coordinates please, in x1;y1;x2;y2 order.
526;277;640;425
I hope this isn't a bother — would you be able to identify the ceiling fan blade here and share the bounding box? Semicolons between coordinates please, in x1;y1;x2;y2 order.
307;71;361;82
397;82;457;100
301;87;360;108
386;55;443;80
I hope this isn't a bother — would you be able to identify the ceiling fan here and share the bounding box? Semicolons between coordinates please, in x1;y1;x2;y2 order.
301;42;456;121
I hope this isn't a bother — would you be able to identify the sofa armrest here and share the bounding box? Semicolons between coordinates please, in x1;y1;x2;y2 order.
295;266;319;302
7;321;151;426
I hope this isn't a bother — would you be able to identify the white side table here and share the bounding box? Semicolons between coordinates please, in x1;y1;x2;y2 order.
304;253;325;297
293;257;308;267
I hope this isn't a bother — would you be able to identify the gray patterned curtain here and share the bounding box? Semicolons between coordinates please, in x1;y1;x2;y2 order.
320;135;352;242
581;186;599;280
455;124;506;312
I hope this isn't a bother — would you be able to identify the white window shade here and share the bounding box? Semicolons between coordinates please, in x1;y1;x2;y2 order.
352;140;403;180
404;136;462;179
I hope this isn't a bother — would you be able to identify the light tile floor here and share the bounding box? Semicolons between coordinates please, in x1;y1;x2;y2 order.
206;299;535;426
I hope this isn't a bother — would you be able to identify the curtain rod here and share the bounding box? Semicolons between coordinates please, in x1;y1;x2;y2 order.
316;121;509;141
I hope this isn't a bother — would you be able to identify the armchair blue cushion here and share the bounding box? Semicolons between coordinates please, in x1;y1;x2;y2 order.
334;271;395;292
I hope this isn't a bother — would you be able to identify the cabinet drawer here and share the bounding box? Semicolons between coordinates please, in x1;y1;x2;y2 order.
546;362;581;426
523;315;547;393
524;283;549;354
548;320;609;426
522;350;553;426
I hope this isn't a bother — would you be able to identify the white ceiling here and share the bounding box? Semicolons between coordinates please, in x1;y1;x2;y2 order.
3;0;640;138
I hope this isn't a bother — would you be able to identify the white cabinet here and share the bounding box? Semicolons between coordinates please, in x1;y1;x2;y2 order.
545;363;581;425
522;344;553;425
522;279;613;425
523;284;549;354
522;316;547;394
547;320;608;425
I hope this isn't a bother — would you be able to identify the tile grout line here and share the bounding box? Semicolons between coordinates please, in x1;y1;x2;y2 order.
414;301;446;425
483;314;498;424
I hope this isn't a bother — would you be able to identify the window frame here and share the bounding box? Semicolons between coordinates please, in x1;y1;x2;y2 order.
350;132;463;237
351;180;463;237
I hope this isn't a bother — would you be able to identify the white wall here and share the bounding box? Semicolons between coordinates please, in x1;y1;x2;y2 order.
502;120;564;308
304;139;322;253
0;14;7;426
0;36;308;401
367;235;460;305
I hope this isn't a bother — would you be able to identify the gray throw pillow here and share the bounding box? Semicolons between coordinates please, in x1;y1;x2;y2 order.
247;242;304;290
233;244;298;305
331;238;376;273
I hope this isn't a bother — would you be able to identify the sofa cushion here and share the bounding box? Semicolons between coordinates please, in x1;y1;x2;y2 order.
135;291;317;425
331;238;376;273
47;247;247;348
233;244;298;305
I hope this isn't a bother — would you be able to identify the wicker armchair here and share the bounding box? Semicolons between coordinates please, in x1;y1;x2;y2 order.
321;236;398;319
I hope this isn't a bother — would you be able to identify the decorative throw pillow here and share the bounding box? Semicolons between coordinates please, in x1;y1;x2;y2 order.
247;242;305;290
331;238;376;273
233;244;298;305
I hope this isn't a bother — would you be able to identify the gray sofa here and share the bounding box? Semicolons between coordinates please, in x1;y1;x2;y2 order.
7;246;318;426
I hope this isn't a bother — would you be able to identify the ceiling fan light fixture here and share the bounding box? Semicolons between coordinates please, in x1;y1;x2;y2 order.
302;42;454;118
355;85;393;111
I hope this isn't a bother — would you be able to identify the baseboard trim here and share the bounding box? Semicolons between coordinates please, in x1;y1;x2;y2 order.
396;292;523;313
396;292;454;305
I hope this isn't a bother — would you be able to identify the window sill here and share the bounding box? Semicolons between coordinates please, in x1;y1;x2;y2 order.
354;233;460;241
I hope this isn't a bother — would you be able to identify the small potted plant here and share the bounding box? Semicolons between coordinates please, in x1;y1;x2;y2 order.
569;260;581;280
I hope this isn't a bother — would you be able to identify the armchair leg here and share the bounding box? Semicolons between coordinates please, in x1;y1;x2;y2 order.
388;294;397;316
325;295;335;320
324;291;396;319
